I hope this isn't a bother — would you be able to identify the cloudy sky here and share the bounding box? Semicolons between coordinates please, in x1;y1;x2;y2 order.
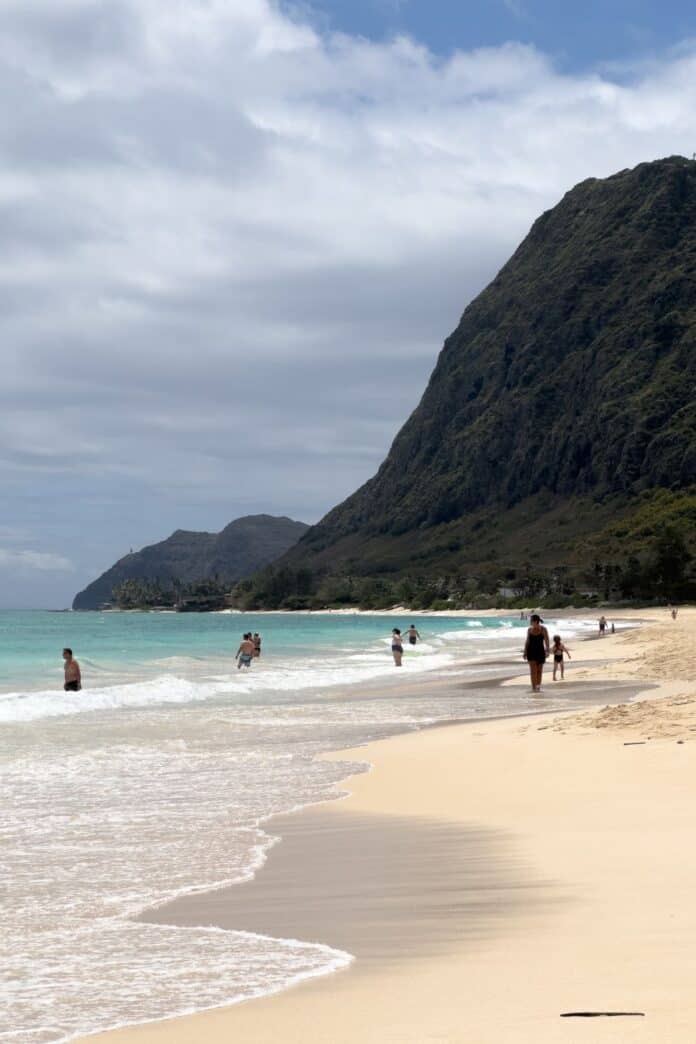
3;0;696;607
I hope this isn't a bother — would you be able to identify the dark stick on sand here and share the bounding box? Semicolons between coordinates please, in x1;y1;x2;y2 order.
561;1011;645;1018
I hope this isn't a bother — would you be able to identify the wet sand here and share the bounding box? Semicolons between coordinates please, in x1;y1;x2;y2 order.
143;808;545;965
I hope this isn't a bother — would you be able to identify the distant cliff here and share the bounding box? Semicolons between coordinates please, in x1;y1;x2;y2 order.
277;157;696;590
73;515;309;610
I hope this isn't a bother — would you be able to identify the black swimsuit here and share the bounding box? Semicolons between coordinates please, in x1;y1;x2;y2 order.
526;630;546;664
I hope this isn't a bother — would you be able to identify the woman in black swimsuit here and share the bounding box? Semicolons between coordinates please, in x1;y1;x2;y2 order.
523;614;550;693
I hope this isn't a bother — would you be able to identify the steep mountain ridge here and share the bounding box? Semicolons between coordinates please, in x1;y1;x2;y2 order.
73;515;308;609
283;157;696;582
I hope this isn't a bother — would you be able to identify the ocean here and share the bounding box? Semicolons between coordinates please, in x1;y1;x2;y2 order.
1;610;606;1042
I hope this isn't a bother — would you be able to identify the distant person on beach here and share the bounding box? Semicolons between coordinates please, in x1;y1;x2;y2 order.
252;632;261;658
598;615;607;636
62;648;82;692
671;607;678;620
523;614;550;693
236;633;254;670
551;635;571;681
391;628;404;667
406;624;421;646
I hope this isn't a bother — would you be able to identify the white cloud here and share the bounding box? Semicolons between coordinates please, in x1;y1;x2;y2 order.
0;549;74;572
1;0;696;604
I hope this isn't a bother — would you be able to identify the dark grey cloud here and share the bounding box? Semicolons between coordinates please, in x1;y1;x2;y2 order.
2;0;696;605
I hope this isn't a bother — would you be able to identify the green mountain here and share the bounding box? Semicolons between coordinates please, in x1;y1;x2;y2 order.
73;515;309;610
272;157;696;604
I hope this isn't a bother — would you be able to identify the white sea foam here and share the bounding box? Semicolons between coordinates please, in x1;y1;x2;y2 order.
0;647;460;724
0;676;227;724
1;920;352;1044
1;714;364;1044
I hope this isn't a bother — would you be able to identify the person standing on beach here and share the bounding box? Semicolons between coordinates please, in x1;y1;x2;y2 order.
551;635;571;681
406;624;421;646
523;614;550;693
391;628;404;666
252;632;261;658
62;648;82;691
599;615;607;636
236;633;255;669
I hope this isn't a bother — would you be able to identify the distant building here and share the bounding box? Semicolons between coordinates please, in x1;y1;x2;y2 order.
497;586;517;599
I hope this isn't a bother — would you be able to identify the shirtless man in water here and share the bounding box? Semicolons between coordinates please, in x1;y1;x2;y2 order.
236;633;255;669
63;648;82;691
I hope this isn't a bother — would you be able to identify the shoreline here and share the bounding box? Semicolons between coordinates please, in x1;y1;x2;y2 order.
77;603;655;617
97;605;646;617
67;608;694;1044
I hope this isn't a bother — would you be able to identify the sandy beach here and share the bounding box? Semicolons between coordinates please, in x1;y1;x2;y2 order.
79;607;696;1043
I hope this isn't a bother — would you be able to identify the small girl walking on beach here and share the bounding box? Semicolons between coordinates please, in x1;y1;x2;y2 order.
551;634;571;681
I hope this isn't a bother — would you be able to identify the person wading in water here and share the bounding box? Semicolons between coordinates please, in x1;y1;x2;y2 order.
523;614;550;694
236;633;255;669
62;648;82;692
391;628;404;667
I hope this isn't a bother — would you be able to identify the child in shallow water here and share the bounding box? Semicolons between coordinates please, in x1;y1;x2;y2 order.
551;635;571;680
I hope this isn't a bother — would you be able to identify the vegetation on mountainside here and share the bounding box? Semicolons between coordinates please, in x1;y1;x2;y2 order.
230;515;695;610
270;157;696;596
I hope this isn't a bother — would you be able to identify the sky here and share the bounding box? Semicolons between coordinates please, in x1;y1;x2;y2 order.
2;0;696;607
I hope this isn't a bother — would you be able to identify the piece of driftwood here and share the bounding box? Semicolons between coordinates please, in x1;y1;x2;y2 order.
560;1012;645;1018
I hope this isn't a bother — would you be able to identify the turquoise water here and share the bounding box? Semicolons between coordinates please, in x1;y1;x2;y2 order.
0;609;529;705
1;610;603;1043
2;609;391;689
1;609;500;685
